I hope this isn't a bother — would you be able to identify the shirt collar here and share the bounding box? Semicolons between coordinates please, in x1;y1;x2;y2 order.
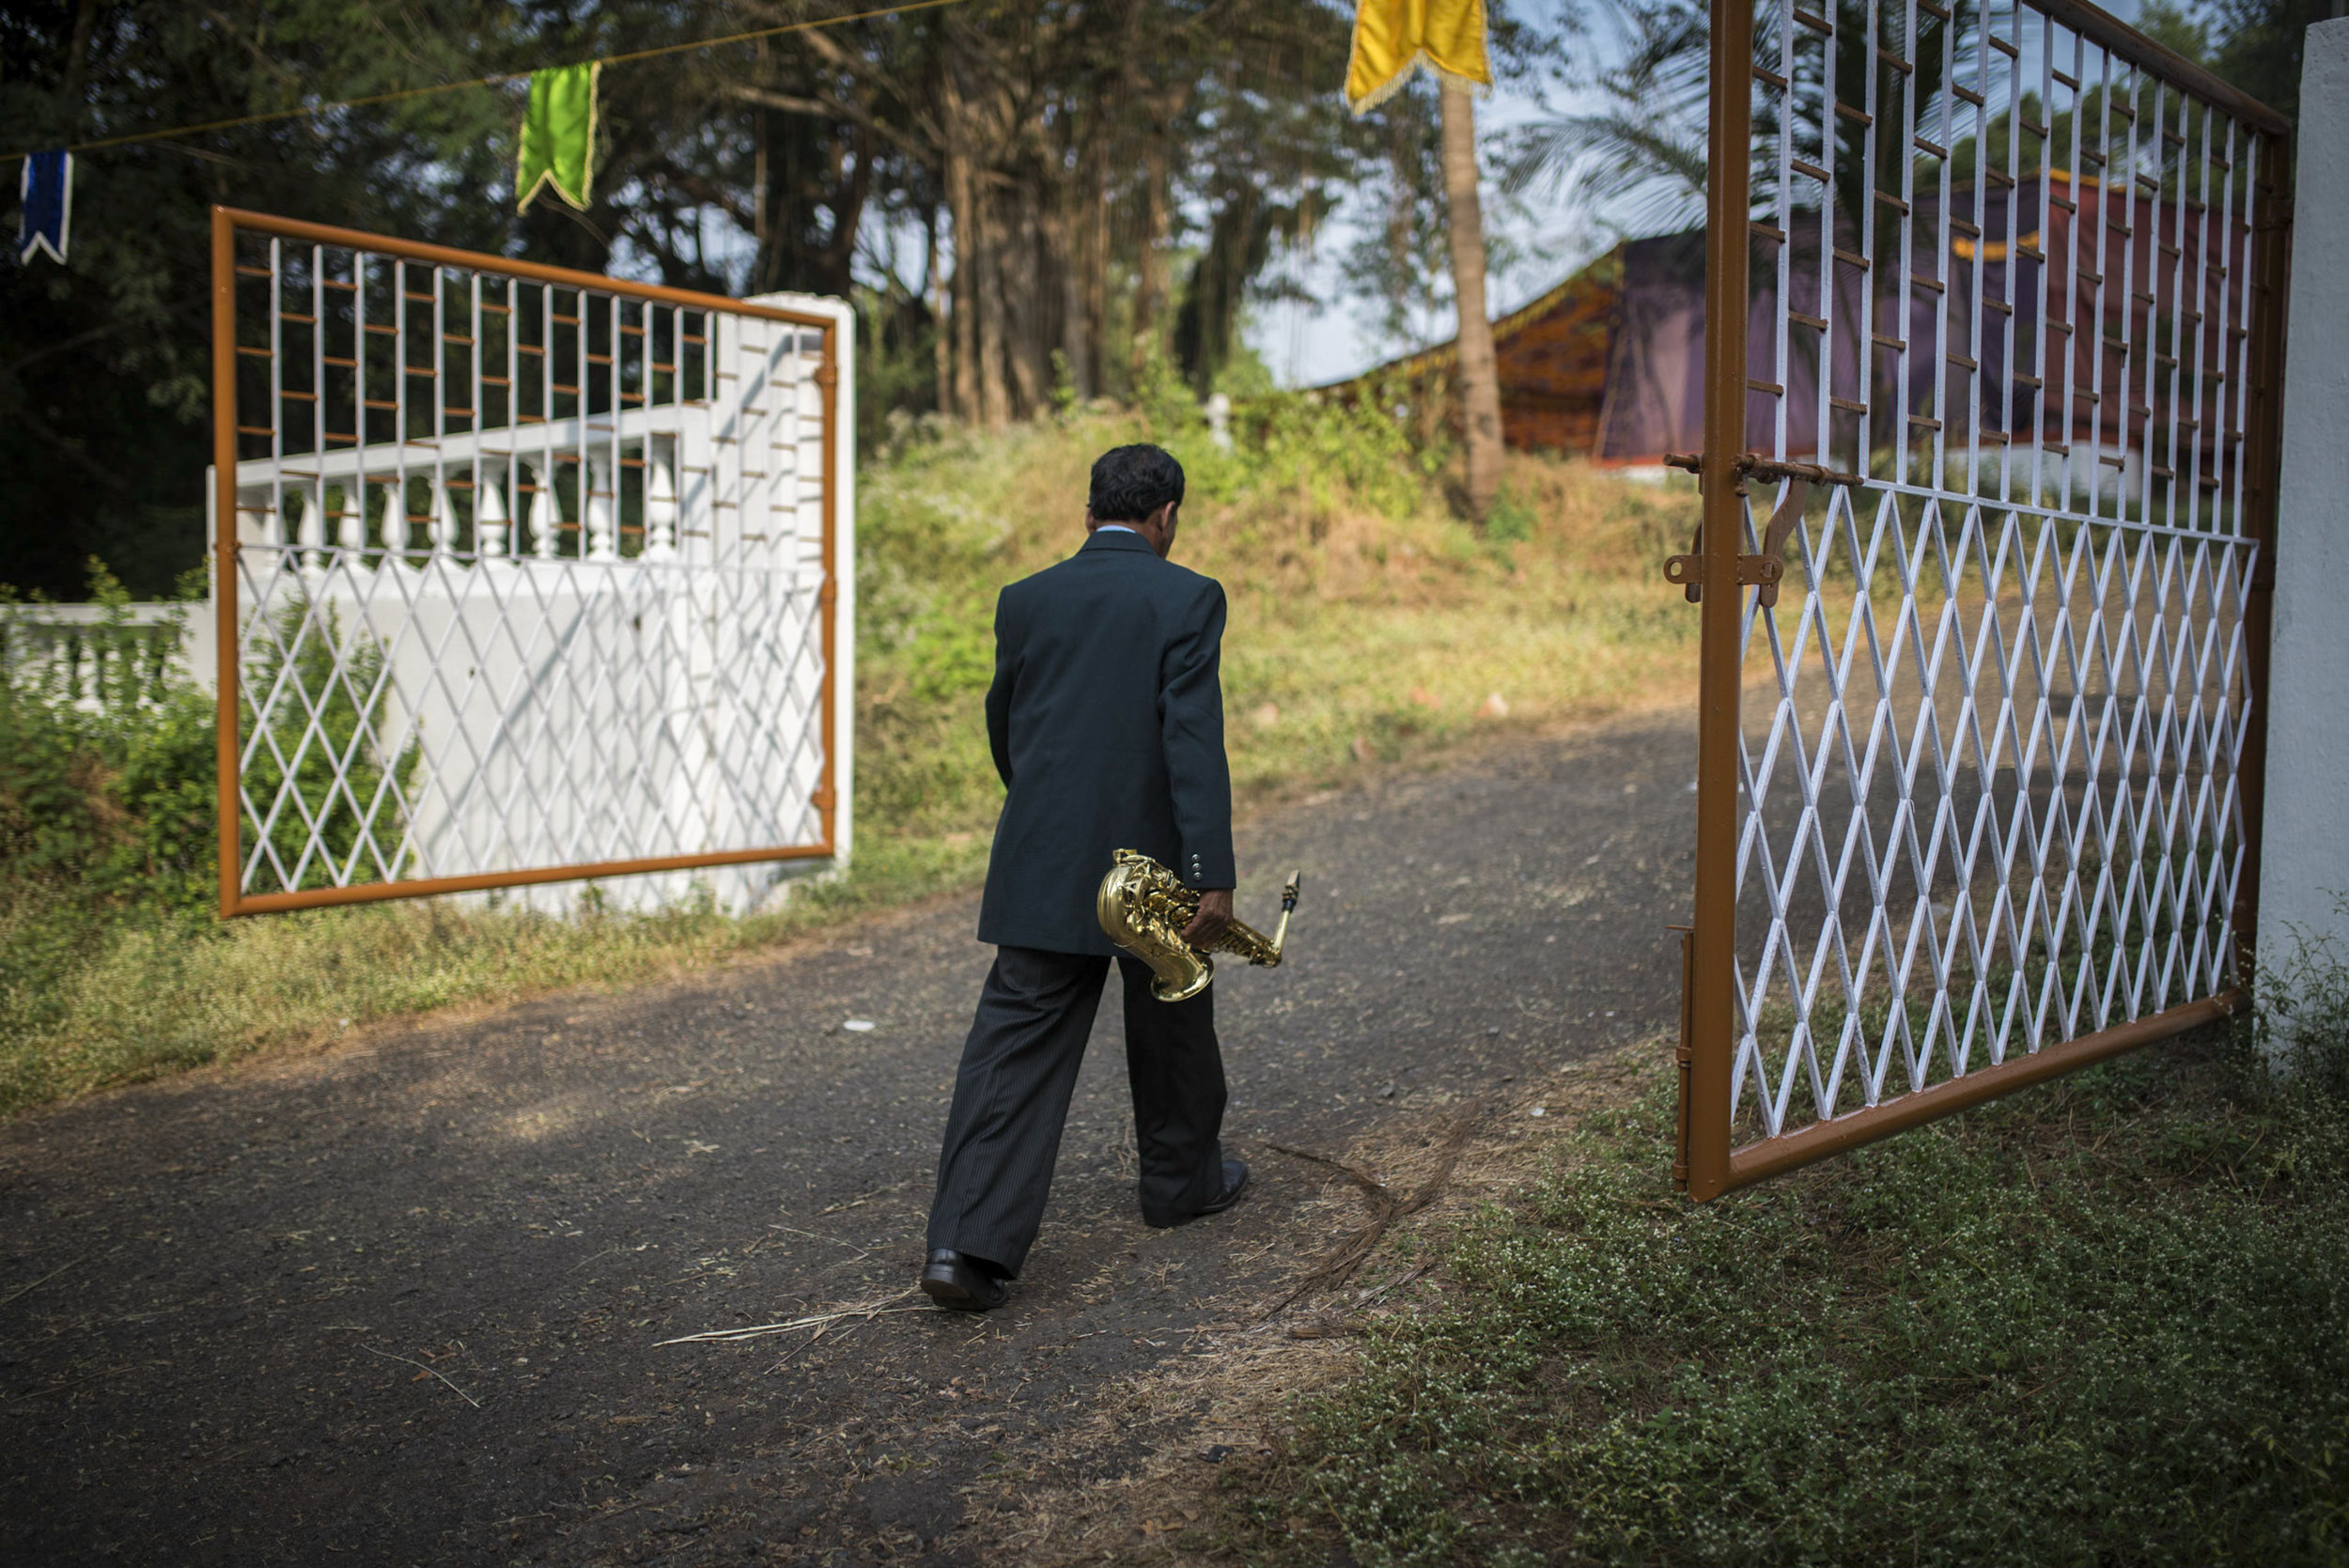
1081;527;1158;553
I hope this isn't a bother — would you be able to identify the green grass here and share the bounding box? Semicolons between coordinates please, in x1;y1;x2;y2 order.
856;403;1700;833
0;833;989;1111
1;400;1700;1114
1225;1008;2349;1565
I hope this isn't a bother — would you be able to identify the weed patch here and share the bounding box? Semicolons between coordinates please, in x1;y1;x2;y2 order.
1225;1033;2349;1566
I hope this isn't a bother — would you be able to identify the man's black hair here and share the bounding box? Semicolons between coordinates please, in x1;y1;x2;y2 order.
1088;443;1186;523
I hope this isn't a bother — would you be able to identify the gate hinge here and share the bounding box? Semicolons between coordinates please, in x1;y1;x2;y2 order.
814;363;838;390
813;787;837;810
1662;552;1785;594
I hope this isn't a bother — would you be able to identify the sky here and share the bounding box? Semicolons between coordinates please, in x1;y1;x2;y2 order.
1243;67;1608;389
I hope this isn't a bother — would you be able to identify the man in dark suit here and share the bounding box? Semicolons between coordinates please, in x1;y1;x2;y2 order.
920;443;1250;1312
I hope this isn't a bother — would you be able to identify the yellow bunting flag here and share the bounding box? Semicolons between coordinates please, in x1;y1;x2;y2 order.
516;61;601;211
1344;0;1492;116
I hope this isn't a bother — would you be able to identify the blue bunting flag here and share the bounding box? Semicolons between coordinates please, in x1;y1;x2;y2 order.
18;150;71;265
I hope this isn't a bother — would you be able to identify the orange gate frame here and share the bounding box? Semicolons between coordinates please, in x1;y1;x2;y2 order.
210;208;848;916
1675;0;2294;1198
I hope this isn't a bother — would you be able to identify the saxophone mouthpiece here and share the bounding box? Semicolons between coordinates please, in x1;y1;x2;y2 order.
1282;871;1302;912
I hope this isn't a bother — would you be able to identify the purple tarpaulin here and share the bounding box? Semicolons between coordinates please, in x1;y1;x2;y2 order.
1594;176;2249;475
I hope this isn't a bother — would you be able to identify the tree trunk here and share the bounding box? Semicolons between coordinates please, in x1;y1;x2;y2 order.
750;36;774;293
972;179;1011;429
61;0;100;103
1439;75;1504;523
944;145;980;423
1001;174;1046;416
1130;141;1169;381
751;127;771;290
1059;163;1094;402
1082;154;1109;396
928;208;951;418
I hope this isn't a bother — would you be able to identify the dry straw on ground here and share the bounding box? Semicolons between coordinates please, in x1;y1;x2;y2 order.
958;1044;1661;1566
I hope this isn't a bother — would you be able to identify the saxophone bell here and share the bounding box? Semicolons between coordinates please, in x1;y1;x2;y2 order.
1095;849;1304;1002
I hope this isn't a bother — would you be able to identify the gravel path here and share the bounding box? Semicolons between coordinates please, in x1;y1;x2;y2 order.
0;712;1697;1566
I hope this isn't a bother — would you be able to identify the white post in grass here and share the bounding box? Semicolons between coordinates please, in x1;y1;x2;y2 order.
2259;17;2349;1012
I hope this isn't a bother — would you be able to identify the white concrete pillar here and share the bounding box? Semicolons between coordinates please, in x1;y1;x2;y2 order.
2260;16;2349;981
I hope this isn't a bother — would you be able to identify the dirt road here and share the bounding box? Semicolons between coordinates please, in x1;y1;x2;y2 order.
0;713;1696;1566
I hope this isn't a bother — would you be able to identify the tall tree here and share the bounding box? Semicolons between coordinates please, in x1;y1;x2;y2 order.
1439;76;1504;521
1;0;1367;594
1340;0;1548;522
0;0;529;599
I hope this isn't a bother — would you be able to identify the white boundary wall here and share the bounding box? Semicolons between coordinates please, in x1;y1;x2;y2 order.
2260;16;2349;980
748;290;858;908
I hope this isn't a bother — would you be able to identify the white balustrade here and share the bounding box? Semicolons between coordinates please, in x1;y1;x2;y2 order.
645;457;677;560
529;466;560;561
476;475;509;559
429;479;459;559
0;602;213;711
584;458;617;561
295;489;325;576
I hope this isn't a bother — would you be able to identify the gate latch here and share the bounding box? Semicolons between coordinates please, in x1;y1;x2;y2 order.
1660;453;1864;606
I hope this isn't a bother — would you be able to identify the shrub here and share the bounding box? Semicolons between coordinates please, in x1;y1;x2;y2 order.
2258;900;2349;1097
237;596;419;892
0;578;215;917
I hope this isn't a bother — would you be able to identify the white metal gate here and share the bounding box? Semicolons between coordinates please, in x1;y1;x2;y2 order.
210;209;854;917
1674;0;2289;1194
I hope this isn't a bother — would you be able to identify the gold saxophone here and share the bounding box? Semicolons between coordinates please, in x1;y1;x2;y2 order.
1096;848;1302;1002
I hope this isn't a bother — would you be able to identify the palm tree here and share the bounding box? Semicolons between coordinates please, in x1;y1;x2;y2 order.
1439;74;1506;523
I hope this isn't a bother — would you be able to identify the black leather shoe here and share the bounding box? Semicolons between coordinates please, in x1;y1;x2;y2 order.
1198;1157;1250;1216
920;1249;1009;1312
1145;1159;1251;1228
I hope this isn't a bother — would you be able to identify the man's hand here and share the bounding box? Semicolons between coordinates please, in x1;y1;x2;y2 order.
1182;888;1234;950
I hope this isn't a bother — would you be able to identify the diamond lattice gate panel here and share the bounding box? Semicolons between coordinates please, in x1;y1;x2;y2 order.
1672;0;2290;1196
209;210;853;916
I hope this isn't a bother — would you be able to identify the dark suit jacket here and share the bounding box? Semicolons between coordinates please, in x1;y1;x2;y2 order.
975;528;1237;955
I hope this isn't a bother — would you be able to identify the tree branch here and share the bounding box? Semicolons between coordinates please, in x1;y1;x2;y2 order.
721;83;927;159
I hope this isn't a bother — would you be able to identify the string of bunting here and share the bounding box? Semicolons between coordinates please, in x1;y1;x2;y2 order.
9;0;967;264
1343;0;1491;116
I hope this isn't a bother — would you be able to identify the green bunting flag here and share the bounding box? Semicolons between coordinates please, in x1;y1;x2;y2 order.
516;61;600;211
